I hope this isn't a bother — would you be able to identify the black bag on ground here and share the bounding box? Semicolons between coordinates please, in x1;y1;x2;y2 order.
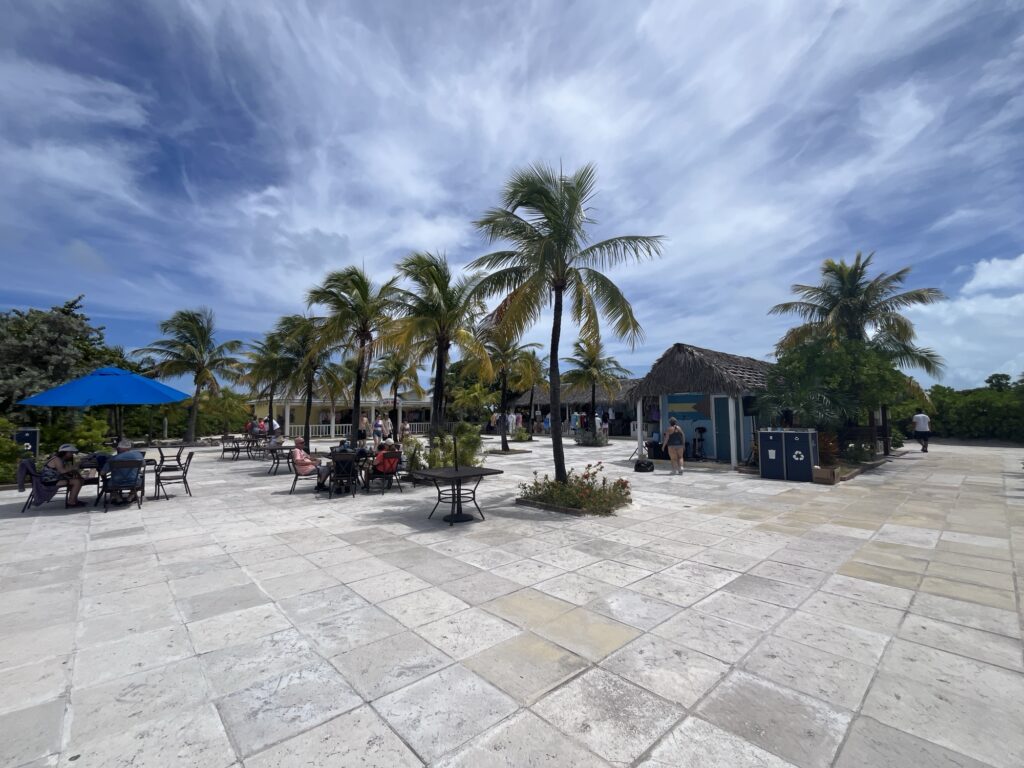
634;460;654;472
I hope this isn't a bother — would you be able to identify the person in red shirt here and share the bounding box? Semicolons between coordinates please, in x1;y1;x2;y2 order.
291;437;330;488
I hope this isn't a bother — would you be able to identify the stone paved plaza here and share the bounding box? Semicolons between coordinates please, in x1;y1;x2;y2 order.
1;438;1022;767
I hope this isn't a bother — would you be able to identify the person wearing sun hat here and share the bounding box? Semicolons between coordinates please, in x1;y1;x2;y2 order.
44;443;85;507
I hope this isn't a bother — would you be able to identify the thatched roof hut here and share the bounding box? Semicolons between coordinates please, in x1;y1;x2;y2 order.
629;343;771;399
515;378;640;408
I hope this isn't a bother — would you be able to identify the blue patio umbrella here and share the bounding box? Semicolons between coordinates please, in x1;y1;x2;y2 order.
18;367;190;407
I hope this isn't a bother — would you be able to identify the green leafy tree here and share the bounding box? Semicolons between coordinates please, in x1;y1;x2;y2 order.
511;350;548;433
472;163;662;482
136;308;243;442
369;351;425;426
307;268;398;442
770;252;945;375
985;373;1012;392
393;252;488;437
561;337;630;439
0;296;126;415
474;324;540;451
243;332;291;429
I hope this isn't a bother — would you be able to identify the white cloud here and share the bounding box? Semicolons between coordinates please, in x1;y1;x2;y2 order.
961;253;1024;295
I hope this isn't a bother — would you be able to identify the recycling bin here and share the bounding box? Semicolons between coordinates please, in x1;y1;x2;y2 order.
14;427;39;458
758;431;786;480
783;429;819;482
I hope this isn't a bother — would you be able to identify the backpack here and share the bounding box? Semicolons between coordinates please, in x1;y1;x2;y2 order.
40;466;62;485
634;459;654;473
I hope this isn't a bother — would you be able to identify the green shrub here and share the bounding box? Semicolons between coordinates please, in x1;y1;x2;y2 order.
518;462;631;515
40;414;110;455
425;423;483;468
574;430;608;447
511;427;532;442
402;435;426;471
0;417;26;483
842;441;876;464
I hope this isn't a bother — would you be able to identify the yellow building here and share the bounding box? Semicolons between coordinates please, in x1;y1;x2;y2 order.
249;392;434;439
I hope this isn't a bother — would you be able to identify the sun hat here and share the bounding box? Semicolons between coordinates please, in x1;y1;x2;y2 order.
117;438;133;450
384;438;395;445
58;444;79;453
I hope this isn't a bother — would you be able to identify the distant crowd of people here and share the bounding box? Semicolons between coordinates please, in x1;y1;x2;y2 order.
486;408;614;436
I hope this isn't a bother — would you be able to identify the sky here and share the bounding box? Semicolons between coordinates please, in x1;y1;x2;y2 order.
1;0;1022;390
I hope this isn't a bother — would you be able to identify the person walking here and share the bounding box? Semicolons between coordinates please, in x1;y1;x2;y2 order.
662;417;686;475
912;410;931;453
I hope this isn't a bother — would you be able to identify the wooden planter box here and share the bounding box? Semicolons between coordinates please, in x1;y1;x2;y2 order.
813;466;839;485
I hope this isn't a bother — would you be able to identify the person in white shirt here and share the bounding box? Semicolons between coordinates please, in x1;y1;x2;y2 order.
911;411;931;453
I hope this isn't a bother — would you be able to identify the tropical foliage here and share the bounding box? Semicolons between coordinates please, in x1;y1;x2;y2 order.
136;308;243;442
369;351;424;425
922;376;1024;442
472;163;662;481
519;462;630;515
271;315;331;445
561;337;629;438
476;323;539;451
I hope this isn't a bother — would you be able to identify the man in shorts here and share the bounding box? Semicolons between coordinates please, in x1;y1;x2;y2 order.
912;410;931;453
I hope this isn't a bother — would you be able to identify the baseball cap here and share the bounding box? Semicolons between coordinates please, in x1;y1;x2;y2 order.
58;444;79;453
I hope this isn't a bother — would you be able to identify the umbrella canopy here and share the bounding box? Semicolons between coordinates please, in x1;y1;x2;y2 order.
18;367;190;407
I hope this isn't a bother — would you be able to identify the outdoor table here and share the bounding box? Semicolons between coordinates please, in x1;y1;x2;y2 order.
412;466;504;525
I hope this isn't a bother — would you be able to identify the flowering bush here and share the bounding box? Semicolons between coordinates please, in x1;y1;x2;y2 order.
842;442;876;464
574;430;608;446
518;462;631;515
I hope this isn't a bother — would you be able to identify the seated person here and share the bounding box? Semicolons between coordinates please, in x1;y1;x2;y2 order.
291;437;331;489
108;438;145;503
45;444;85;508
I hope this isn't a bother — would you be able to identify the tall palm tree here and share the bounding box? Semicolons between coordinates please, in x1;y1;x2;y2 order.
273;315;331;446
511;349;548;436
318;358;372;437
369;351;425;428
307;268;398;444
770;252;945;375
393;252;489;436
472;163;662;481
137;308;242;442
243;332;289;430
561;337;631;438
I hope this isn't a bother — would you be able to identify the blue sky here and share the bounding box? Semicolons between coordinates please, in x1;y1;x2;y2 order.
2;1;1022;389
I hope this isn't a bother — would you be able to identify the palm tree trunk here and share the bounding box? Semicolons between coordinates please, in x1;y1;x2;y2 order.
392;384;399;431
550;288;567;483
268;385;275;434
187;382;201;442
303;373;314;446
500;372;509;452
431;344;447;437
351;344;365;443
590;383;597;438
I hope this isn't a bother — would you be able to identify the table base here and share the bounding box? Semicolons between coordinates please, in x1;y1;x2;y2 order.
442;511;476;524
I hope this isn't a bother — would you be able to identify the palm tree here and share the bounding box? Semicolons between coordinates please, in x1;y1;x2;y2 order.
474;324;540;451
273;315;331;446
243;332;289;431
307;268;398;444
511;349;548;436
318;358;371;436
770;252;945;375
393;252;489;436
137;308;242;442
561;338;630;438
472;163;662;481
369;351;425;428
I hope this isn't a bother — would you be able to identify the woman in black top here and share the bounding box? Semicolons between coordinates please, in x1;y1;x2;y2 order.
661;417;685;475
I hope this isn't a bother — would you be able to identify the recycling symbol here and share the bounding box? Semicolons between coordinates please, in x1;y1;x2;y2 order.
792;450;805;461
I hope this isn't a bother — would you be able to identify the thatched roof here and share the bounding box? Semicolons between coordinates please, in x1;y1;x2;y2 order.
515;378;640;407
629;343;771;398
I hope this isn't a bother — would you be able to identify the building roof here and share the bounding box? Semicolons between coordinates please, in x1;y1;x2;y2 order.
514;378;640;407
629;343;771;398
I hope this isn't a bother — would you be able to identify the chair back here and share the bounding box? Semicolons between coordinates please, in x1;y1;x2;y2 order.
378;451;400;474
182;451;194;472
107;459;145;490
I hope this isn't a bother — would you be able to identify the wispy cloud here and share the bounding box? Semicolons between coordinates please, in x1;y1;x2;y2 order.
1;1;1021;388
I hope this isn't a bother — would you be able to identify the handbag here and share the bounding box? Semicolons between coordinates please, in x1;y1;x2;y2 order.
40;466;61;486
634;459;654;472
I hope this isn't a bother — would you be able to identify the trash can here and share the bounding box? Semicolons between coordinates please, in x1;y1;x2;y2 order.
783;429;819;482
758;431;786;480
14;427;39;458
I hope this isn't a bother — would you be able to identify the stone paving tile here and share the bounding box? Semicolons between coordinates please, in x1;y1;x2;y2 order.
918;575;1016;611
800;591;904;632
199;628;321;697
277;583;368;624
375;664;518;762
693;590;789;630
835;715;995;768
698;670;852;768
898;613;1024;672
773;610;890;666
0;698;65;767
641;716;799;768
535;607;641;662
379;586;470;628
415;607;521;659
0;622;76;671
480;587;576;628
435;570;520;605
0;655;70;715
910;592;1021;638
216;661;362;756
303;605;406;656
602;633;729;707
835;559;922;589
73;624;194;688
586;588;681;630
176;581;270;622
863;672;1022;768
534;572;616;605
436;709;609;767
331;630;452;700
630;572;718;606
742;634;875;710
653;608;763;663
167;566;254;599
490;558;566;586
77;601;180;647
186;603;291;654
257;567;340;600
722;573;813;608
820;573;914;609
348;570;432;603
749;560;826;588
533;667;683;764
464;632;588;704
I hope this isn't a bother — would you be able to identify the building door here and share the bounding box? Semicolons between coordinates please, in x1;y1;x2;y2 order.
714;397;731;462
